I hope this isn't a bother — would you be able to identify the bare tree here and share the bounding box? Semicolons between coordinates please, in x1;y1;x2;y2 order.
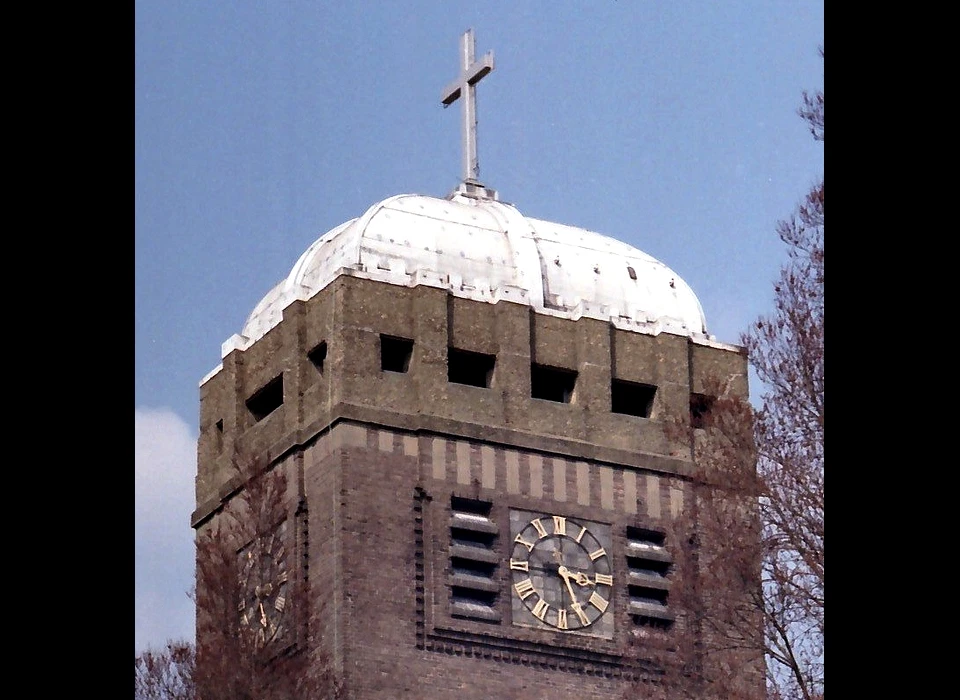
622;387;766;700
745;93;823;700
798;48;824;143
136;452;343;699
625;51;823;700
741;49;823;698
135;640;196;700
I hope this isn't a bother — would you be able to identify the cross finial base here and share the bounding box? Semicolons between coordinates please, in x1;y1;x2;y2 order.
447;180;500;202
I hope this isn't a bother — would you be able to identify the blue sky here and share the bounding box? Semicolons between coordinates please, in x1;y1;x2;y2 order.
134;1;823;654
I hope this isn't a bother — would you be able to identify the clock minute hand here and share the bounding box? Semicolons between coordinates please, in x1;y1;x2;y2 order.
557;565;579;604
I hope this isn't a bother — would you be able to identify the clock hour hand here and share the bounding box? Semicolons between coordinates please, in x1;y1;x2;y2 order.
571;570;596;587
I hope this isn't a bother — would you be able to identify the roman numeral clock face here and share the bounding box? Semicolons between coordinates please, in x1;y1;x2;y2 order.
238;521;290;651
509;511;614;638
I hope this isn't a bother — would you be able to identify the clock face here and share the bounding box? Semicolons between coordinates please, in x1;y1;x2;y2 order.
509;511;614;636
238;520;290;651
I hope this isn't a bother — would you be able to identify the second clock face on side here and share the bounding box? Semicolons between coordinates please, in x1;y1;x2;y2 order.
238;520;290;651
509;511;614;637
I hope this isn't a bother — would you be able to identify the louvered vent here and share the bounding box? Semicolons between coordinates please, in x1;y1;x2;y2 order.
626;526;674;628
448;496;500;623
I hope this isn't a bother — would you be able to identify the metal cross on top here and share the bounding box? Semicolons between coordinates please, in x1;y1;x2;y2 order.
441;29;495;187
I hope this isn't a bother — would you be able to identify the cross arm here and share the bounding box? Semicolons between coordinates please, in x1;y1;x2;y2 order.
440;51;495;106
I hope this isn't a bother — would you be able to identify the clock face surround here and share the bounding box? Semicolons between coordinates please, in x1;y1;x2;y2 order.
238;520;290;651
509;510;614;637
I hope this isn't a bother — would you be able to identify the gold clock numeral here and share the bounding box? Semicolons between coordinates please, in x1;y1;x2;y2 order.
594;573;613;586
274;595;286;612
552;515;566;536
277;570;288;584
531;518;548;539
514;534;535;552
570;601;590;626
589;547;607;561
531;598;550;621
556;608;568;629
514;578;536;600
588;591;609;613
509;558;529;572
575;525;587;543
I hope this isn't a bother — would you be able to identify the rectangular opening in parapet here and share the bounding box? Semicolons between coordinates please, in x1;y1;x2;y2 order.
308;341;327;374
690;393;717;430
380;335;413;373
530;363;577;403
246;375;283;422
611;379;657;418
448;348;496;388
215;419;223;452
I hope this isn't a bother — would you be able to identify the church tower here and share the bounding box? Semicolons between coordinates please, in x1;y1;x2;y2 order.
193;30;757;699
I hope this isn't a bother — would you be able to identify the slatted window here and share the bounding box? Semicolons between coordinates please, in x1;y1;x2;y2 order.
449;496;500;622
626;526;674;628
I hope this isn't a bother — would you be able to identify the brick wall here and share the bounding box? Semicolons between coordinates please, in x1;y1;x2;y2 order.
194;276;752;698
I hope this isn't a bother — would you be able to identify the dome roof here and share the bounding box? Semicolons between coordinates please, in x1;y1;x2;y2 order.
220;191;712;360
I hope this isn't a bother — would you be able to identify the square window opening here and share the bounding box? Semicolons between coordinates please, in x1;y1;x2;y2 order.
308;341;327;374
690;393;717;429
448;348;496;388
380;335;414;373
246;375;283;422
611;379;657;417
530;363;578;403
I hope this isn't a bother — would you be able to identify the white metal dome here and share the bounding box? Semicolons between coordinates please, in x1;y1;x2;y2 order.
220;191;711;361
